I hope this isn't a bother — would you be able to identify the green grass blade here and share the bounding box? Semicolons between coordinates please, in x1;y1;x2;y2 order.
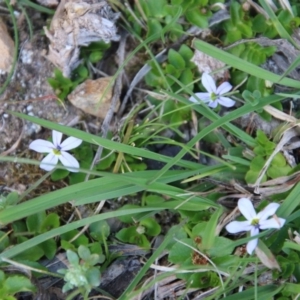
192;39;300;88
259;0;298;49
148;93;285;183
277;182;300;218
8;111;200;169
0;207;168;260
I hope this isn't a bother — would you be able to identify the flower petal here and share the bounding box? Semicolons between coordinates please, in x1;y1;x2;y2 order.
202;73;217;94
52;130;63;147
259;217;285;230
216;81;232;95
238;198;257;221
60;136;82;151
59;151;80;172
217;96;236;107
226;220;252;233
207;100;218;108
40;153;58;171
246;227;259;255
257;203;280;221
189;93;211;103
29;139;54;153
247;238;258;255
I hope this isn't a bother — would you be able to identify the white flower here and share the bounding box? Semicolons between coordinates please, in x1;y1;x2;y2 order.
29;130;82;172
226;198;285;255
189;72;235;108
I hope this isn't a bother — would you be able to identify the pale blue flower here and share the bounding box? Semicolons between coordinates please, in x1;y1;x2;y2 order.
226;198;285;254
29;130;82;172
189;72;235;108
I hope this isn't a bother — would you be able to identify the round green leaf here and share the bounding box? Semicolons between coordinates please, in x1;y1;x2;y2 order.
116;227;137;243
140;218;161;236
89;51;103;63
185;9;209;28
66;249;79;265
167;49;186;69
250;155;265;171
271;153;286;167
39;239;57;260
40;213;60;233
78;245;91;261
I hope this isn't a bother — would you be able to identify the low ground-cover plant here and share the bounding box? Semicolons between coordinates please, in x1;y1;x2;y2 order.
2;0;300;299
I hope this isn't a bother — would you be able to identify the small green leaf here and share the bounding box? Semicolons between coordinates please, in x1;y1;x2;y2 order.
242;89;260;105
86;253;102;266
165;64;181;78
89;220;110;242
208;237;234;257
14;239;44;261
117;204;145;223
178;44;194;63
140;218;161;236
66;249;79;265
245;170;259;184
250;155;265;171
146;19;163;39
116;226;137;243
61;240;76;252
86;267;101;287
78;245;91;261
185;9;209;28
267;165;291;179
89;51;103;63
51;169;69;181
143;0;167;18
0;231;9;252
96;150;116;170
168;238;194;264
26;212;46;233
40;213;60;233
201;208;222;251
61;230;89;247
168;49;186;69
180;69;194;87
5;192;20;206
135;234;151;248
75;65;88;78
5;275;36;294
271;153;286;167
143;194;165;205
69;172;86;185
39;239;57;260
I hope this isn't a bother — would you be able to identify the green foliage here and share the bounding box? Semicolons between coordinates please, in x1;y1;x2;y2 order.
58;245;104;295
89;220;110;243
245;130;292;184
47;66;88;100
145;45;196;91
222;2;253;44
4;0;300;298
228;43;276;66
7;212;60;261
0;192;20;211
0;270;36;299
166;207;239;288
125;0;218;41
252;9;294;38
116;216;161;249
80;41;111;63
60;229;89;251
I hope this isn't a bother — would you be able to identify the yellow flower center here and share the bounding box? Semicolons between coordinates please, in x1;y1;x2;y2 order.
251;218;259;226
210;92;217;101
53;148;61;155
